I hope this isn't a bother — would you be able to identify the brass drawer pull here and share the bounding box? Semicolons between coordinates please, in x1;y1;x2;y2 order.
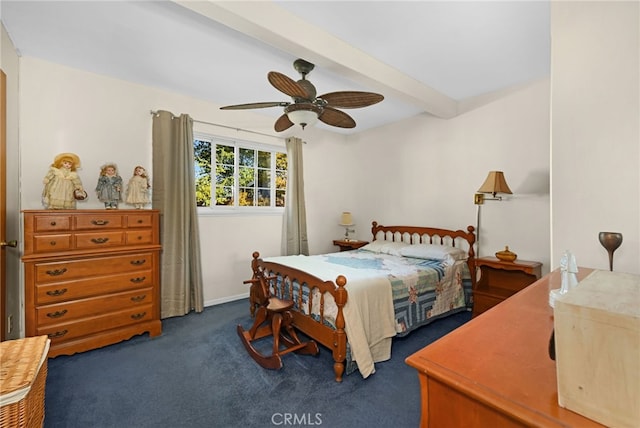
91;219;109;226
48;330;68;339
46;309;68;318
46;268;67;276
130;259;146;266
91;237;109;244
131;312;147;320
50;221;57;226
130;276;146;283
131;295;147;302
49;241;57;246
46;288;68;296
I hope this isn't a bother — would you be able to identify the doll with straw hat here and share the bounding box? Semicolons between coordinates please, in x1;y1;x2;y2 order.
42;152;86;209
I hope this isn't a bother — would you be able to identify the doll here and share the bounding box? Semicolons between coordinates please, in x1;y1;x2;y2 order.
95;163;123;209
42;153;86;209
125;166;151;209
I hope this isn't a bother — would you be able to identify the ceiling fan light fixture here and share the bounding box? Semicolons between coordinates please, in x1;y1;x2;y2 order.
285;104;321;129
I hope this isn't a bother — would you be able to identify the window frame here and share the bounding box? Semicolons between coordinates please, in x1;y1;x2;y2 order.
194;133;287;216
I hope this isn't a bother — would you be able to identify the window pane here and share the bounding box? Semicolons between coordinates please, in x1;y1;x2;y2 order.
257;189;271;206
216;144;234;165
215;186;233;206
238;166;254;187
276;170;286;190
276;152;287;168
276;189;286;207
239;148;255;167
239;188;254;206
216;165;234;186
257;169;270;188
258;151;270;168
195;140;212;207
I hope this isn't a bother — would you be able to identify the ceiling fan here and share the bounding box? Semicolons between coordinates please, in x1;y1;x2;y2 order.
220;59;384;132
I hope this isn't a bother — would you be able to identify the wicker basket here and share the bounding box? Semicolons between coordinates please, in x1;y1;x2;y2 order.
0;336;50;428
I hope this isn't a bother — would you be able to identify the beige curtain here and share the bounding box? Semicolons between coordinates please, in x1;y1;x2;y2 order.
282;137;309;255
152;110;204;318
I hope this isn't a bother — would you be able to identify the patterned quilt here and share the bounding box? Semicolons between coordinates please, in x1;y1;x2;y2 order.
323;250;472;336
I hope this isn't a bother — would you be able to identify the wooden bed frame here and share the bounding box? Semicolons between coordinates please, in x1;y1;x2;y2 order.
248;221;476;382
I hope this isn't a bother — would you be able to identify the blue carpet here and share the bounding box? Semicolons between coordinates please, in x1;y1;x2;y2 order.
44;299;470;428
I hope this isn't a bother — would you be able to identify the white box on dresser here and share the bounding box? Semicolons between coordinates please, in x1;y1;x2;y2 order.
22;209;162;357
554;269;640;428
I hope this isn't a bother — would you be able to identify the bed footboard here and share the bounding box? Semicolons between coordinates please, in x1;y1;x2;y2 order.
249;252;349;382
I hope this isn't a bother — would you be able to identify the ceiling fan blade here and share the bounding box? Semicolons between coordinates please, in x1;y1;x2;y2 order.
268;71;310;99
319;91;384;109
220;101;288;110
274;114;294;132
318;106;356;129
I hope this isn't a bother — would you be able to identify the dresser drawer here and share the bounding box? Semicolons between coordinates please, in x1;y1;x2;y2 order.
36;269;154;304
38;304;154;344
75;214;123;230
125;229;153;245
34;252;155;284
33;234;73;253
34;215;71;232
127;213;153;228
37;287;154;326
75;231;125;249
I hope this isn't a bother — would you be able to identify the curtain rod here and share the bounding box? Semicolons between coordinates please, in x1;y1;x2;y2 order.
149;110;283;141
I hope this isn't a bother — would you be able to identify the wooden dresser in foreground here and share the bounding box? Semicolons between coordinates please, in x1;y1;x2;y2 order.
405;267;606;428
22;210;162;357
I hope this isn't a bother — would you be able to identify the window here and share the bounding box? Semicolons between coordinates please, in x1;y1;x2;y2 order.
194;135;287;211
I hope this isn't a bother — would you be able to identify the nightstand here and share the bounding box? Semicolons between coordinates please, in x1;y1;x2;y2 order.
332;239;368;252
473;256;542;317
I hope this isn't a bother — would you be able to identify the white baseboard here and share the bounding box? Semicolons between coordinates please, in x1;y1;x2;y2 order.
204;292;249;307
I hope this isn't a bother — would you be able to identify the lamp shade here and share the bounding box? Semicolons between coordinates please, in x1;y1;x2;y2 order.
285;103;321;129
477;171;513;197
340;212;354;226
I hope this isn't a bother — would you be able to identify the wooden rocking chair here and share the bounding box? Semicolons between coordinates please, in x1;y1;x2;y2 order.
237;268;319;370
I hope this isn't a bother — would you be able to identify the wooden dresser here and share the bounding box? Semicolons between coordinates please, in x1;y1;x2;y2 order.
22;209;162;357
405;268;606;428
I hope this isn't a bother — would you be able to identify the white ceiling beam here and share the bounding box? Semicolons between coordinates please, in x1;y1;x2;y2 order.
173;0;458;119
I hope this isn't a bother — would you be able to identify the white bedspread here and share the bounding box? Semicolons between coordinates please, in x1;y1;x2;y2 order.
264;254;397;378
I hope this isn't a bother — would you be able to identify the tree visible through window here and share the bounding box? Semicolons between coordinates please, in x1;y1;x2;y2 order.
194;136;287;209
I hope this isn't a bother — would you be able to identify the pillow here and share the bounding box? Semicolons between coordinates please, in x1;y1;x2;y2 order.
359;240;409;256
399;243;467;264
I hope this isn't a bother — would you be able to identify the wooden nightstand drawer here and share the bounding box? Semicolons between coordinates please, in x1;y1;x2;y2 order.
473;256;542;317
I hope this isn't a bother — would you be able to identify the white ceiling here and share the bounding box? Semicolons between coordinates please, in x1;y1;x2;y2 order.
1;0;550;135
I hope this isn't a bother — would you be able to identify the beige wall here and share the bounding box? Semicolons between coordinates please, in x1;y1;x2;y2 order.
348;79;552;270
551;1;639;274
